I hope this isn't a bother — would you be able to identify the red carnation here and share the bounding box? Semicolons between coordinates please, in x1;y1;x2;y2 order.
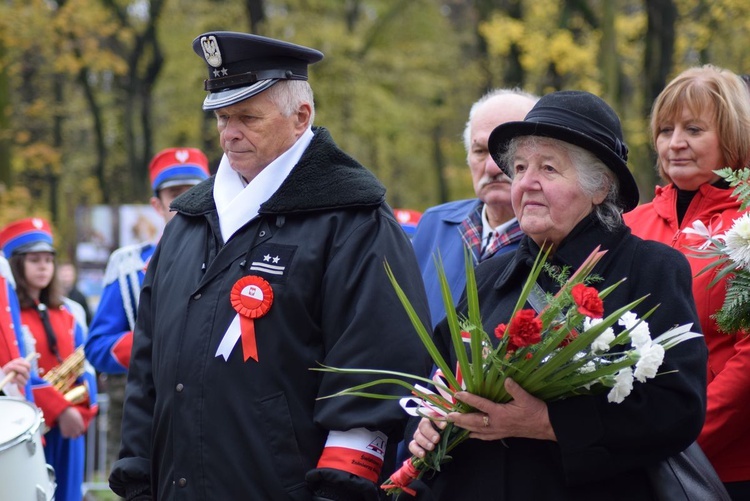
571;283;604;318
505;309;542;351
494;323;507;339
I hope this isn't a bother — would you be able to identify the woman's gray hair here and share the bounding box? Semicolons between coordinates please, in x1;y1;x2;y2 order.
501;136;624;231
266;80;316;124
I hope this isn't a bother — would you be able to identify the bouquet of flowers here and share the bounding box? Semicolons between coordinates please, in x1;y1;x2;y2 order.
689;167;750;333
315;246;700;497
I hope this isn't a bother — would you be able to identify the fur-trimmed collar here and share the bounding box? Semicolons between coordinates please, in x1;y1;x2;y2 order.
172;127;385;216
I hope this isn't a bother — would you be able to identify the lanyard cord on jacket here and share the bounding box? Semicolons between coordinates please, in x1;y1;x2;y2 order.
36;300;62;363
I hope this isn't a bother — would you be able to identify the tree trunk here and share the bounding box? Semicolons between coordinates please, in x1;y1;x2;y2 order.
0;40;11;188
246;0;266;33
642;0;677;192
600;0;619;107
432;124;449;204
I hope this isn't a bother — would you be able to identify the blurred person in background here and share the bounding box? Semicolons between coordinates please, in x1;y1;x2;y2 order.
58;261;92;327
1;217;98;501
393;208;422;240
624;64;750;499
84;147;210;479
410;88;538;328
0;251;32;399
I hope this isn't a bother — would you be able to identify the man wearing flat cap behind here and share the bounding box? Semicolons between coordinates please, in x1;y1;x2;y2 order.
110;32;431;501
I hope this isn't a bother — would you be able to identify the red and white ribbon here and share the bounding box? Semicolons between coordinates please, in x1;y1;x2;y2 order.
317;428;387;483
215;276;273;362
398;367;466;417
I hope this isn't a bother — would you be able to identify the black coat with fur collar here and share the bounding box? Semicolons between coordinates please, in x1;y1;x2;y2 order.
111;127;432;501
418;216;707;501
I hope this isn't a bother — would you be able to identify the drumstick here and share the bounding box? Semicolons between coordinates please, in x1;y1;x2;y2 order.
0;352;39;393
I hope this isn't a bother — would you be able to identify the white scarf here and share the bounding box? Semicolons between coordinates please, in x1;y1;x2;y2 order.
212;128;314;243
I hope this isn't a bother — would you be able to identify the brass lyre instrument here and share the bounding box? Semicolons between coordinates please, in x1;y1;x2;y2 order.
42;346;88;404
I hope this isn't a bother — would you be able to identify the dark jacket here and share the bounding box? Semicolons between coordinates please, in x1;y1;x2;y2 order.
110;127;432;501
418;216;708;501
625;183;750;482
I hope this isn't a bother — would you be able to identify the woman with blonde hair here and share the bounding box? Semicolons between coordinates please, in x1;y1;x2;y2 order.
625;64;750;499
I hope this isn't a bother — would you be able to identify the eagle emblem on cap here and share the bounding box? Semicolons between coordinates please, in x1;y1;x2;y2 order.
200;35;222;68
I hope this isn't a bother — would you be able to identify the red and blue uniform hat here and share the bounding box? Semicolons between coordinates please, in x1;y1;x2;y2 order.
149;147;210;195
0;217;55;256
393;208;422;238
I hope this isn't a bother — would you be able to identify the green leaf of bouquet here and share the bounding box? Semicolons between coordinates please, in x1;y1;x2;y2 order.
708;258;741;287
433;252;472;392
534;356;635;401
314;377;419;400
312;364;454;397
512;245;552;317
596;278;626;300
463;246;485;391
714;270;750;332
520;295;648;392
385;260;460;391
716;166;750;210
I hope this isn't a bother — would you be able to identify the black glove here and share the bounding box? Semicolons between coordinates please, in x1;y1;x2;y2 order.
306;467;380;501
124;484;151;501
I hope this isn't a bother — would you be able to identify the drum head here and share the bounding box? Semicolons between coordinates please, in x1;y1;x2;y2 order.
0;397;38;447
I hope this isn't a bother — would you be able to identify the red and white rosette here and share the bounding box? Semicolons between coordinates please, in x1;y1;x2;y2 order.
215;276;273;362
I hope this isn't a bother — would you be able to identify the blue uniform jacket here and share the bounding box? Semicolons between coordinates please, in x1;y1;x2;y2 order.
85;243;154;374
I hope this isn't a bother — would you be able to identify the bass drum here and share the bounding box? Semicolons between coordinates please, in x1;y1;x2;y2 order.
0;397;56;501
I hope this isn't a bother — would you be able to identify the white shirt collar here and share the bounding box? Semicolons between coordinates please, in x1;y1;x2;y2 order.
480;203;517;243
213;127;314;243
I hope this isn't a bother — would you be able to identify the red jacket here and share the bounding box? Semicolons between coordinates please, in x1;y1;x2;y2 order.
625;183;750;482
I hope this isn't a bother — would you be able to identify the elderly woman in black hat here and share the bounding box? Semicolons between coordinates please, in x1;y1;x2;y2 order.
406;91;708;500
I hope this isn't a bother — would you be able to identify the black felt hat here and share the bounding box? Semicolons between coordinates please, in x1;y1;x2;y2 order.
488;90;639;211
192;32;324;111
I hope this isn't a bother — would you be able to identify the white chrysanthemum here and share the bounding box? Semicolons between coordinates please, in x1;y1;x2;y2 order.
619;312;651;349
634;343;665;382
629;322;651;349
607;367;634;403
618;311;638;329
585;317;616;353
723;213;750;269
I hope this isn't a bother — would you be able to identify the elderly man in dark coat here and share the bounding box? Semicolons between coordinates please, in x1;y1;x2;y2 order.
110;32;432;501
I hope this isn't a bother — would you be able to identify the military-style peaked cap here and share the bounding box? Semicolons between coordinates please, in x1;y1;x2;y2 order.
192;31;324;111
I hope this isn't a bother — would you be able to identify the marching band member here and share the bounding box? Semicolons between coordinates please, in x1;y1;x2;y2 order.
0;251;32;399
0;217;98;501
84;147;210;472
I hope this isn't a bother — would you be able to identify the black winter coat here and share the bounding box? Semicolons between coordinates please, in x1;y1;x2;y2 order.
415;216;708;501
110;128;432;501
